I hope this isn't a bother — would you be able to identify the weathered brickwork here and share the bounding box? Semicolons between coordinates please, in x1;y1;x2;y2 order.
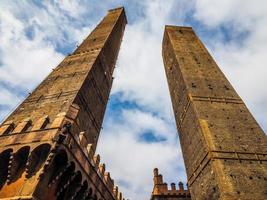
150;168;191;200
162;26;267;200
0;7;127;200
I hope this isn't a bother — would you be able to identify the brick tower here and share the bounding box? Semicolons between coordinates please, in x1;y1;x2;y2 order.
150;168;191;200
0;7;127;200
162;26;267;200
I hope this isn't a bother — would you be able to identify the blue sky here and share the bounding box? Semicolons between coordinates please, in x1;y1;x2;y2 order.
0;1;267;199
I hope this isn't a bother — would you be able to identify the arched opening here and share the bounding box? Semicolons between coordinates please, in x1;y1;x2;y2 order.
93;194;98;200
9;146;30;183
63;171;82;199
55;162;75;199
48;149;68;185
0;149;12;189
73;181;88;200
26;144;51;178
85;187;93;200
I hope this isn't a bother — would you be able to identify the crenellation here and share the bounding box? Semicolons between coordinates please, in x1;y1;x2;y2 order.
113;185;118;198
171;183;176;191
93;154;101;169
178;181;184;191
78;131;88;147
117;191;122;200
99;163;106;177
104;171;115;193
87;143;94;159
151;168;191;199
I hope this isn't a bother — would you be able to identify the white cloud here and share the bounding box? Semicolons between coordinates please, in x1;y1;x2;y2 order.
0;0;97;97
0;87;21;123
97;109;185;200
194;0;267;30
113;24;173;119
0;2;63;90
112;0;190;120
56;0;87;18
0;87;20;107
193;0;267;131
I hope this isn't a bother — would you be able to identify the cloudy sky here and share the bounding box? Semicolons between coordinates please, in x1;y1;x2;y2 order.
0;0;266;199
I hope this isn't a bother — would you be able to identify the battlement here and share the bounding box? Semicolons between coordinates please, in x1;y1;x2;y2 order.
151;168;191;199
0;108;126;200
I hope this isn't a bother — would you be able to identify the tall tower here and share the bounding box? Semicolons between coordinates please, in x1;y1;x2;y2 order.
162;26;267;200
0;7;127;200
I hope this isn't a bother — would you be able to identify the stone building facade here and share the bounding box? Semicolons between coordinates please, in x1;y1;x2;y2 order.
0;7;127;200
162;25;267;200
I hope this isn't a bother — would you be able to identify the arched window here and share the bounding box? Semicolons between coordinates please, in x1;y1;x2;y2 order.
55;162;76;199
85;187;93;199
26;144;51;178
64;171;82;199
0;149;12;188
48;149;68;185
93;194;98;200
73;181;88;200
9;146;30;183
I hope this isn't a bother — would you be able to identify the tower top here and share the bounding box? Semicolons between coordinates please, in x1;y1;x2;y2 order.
165;25;192;30
108;6;125;12
108;6;128;24
151;168;191;199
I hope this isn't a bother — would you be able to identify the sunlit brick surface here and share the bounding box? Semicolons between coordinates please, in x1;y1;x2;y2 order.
163;26;267;200
0;7;127;200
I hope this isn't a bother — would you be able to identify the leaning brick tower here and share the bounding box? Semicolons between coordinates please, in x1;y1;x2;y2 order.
162;26;267;200
0;7;127;200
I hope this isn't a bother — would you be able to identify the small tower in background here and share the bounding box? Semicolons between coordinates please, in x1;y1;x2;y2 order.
150;168;191;200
